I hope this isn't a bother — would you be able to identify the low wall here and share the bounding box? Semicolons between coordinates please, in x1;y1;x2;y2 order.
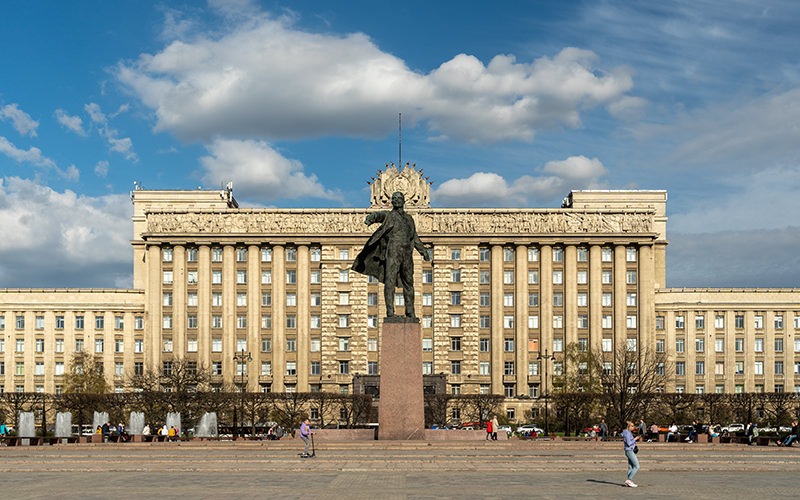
293;429;509;441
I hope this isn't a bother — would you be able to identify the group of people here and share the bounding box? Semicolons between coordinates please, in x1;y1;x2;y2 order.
484;416;500;440
95;422;130;442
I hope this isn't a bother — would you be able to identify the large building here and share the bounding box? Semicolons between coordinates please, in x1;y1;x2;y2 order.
1;165;798;420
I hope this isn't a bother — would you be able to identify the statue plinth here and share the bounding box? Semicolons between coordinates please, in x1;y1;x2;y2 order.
378;321;425;440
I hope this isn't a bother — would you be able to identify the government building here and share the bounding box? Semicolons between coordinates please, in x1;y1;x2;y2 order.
1;165;798;420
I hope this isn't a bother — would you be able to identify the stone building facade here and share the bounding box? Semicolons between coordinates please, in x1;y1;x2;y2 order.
1;165;798;421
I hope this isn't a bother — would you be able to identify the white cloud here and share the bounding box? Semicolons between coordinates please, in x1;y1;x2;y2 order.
116;10;637;144
0;103;39;137
432;155;607;206
0;136;56;168
95;160;109;177
54;109;87;136
63;164;80;181
199;138;340;202
83;102;138;162
0;177;132;287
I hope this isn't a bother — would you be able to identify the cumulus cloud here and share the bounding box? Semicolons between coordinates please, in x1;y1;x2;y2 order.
54;109;87;136
116;9;638;144
198;138;341;202
432;155;607;206
0;136;56;168
84;102;138;162
0;103;39;137
0;177;132;287
94;160;110;177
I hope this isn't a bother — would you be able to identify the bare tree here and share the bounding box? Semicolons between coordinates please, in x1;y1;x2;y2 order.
0;392;38;429
763;392;798;427
127;358;211;425
310;390;340;428
457;394;505;427
424;394;451;428
270;392;312;433
697;393;731;426
656;393;697;425
730;392;761;424
594;345;668;429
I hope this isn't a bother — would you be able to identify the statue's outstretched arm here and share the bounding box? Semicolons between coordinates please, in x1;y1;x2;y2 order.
365;211;387;225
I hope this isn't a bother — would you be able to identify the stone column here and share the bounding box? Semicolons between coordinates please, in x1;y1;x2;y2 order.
197;245;211;371
724;310;736;393
272;245;286;392
490;245;504;395
613;245;627;354
589;245;603;355
540;245;553;395
247;244;260;391
744;310;755;392
638;245;654;358
564;245;578;349
296;244;310;392
222;245;235;386
378;321;424;440
515;244;528;396
173;245;186;357
685;309;696;393
146;245;162;373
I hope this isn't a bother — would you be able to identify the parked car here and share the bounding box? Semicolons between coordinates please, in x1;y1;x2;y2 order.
497;425;512;434
722;423;745;433
779;426;792;433
515;424;545;435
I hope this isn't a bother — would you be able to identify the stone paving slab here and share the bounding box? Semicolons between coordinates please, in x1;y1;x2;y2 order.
1;441;798;499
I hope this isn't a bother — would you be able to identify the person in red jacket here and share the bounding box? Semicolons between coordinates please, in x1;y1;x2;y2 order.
486;419;492;440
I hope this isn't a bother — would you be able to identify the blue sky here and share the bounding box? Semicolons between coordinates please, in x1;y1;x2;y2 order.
1;0;799;288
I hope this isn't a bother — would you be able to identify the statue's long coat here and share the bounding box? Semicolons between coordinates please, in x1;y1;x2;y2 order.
352;210;421;284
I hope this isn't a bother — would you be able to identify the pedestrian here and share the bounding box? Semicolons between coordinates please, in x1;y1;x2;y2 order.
622;421;641;488
778;420;798;446
0;423;8;436
491;416;499;441
666;422;678;442
599;419;608;441
746;422;756;445
638;419;646;439
486;418;492;440
299;418;313;457
648;423;658;442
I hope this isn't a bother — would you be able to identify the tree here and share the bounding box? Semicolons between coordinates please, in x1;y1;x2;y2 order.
594;345;668;429
338;394;373;428
730;392;761;425
457;394;505;427
63;353;108;394
424;394;451;428
239;392;272;437
271;392;312;433
552;342;603;434
656;393;697;425
763;392;798;427
697;393;731;426
127;358;211;425
0;392;38;430
309;390;340;428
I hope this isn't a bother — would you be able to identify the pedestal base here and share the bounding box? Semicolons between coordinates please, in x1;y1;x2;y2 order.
378;321;424;440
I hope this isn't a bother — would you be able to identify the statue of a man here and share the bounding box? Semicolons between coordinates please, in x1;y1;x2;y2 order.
352;191;431;320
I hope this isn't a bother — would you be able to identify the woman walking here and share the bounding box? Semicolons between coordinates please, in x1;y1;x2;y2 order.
622;421;641;487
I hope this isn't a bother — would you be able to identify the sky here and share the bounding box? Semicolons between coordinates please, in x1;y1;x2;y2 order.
1;0;799;289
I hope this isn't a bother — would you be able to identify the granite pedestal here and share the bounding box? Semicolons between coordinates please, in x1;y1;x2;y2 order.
378;321;424;440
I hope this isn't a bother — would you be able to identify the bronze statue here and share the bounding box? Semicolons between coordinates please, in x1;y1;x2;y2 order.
352;191;431;320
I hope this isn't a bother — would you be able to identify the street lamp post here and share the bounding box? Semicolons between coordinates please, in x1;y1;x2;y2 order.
537;349;556;436
232;349;252;439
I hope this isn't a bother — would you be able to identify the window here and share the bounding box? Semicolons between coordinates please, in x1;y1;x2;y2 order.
213;315;223;329
311;315;321;328
212;362;222;375
451;291;462;306
675;315;685;329
754;361;763;375
368;315;378;328
500;247;513;262
34;338;44;353
422;270;432;284
504;315;514;329
367;338;377;352
504;271;514;284
552;271;563;284
95;339;104;353
286;362;297;376
339;360;349;375
577;247;588;262
735;338;744;352
553;293;563;307
602;315;612;329
775;337;784;353
75;338;84;353
696;361;705;375
480;361;491;375
754;315;764;329
504;361;514;375
422;338;433;352
528;270;539;284
422;361;433;375
480;338;490;352
676;338;685;353
237;315;247;329
451;314;462;328
715;315;724;329
715;362;725;375
553;362;563;376
695;337;704;353
263;362;273;376
775;315;784;329
735;361;744;375
527;315;538;329
309;247;320;262
451;269;461;282
734;314;745;328
35;315;44;330
601;271;612;284
450;337;461;351
338;337;349;351
627;315;637;329
338;292;349;305
480;315;491;328
16;362;24;376
451;360;461;375
527;247;538;261
422;293;433;306
754;338;763;353
260;270;272;284
626;338;637;352
553;338;563;352
339;269;349;283
286;270;296;284
16;315;25;329
577;270;588;285
715;338;725;352
186;338;197;352
208;270;221;284
577;293;588;307
261;337;271;352
676;362;685;375
775;361;784;375
479;271;490;284
134;339;143;353
601;247;613;262
163;292;173;307
626;247;637;262
338;314;350;328
626;271;637;284
339;248;349;260
285;315;295;329
311;293;320;306
162;338;172;352
479;292;490;307
310;270;320;284
552;247;562;262
163;247;173;262
451;248;461;260
627;293;637;306
236;248;248;262
480;248;490;261
238;293;248;307
695;315;705;329
577;315;588;328
187;271;198;284
163;271;173;284
286;338;297;352
504;338;514;352
602;338;613;352
115;338;124;353
55;361;65;376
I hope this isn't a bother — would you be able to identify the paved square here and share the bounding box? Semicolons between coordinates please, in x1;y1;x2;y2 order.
1;441;798;499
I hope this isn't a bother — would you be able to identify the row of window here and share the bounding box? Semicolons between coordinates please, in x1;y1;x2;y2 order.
674;360;800;376
1;338;144;354
0;315;143;331
0;360;143;377
657;314;800;330
660;337;800;354
162;246;640;265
